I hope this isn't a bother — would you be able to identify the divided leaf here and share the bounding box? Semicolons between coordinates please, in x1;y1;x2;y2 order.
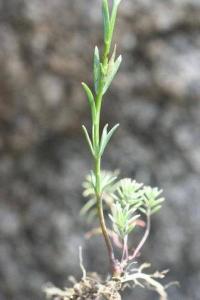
81;170;119;221
114;178;144;207
83;170;119;197
109;202;140;239
139;186;165;215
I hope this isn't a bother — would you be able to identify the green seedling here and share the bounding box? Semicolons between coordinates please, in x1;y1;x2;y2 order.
45;1;174;299
81;0;171;298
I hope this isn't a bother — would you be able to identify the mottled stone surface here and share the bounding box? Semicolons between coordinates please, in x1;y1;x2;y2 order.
0;0;200;300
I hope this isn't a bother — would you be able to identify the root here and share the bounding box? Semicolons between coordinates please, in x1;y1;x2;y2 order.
43;273;122;300
122;263;168;300
44;264;169;300
44;249;170;300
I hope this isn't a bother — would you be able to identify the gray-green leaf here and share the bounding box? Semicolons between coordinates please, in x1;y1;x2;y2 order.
93;47;101;94
99;123;119;156
102;55;122;94
109;0;121;41
80;198;96;216
82;83;96;122
151;205;162;215
139;207;147;215
102;0;110;43
82;125;95;157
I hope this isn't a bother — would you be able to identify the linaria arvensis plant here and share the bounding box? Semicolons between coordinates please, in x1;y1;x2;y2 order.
81;0;169;296
44;1;174;299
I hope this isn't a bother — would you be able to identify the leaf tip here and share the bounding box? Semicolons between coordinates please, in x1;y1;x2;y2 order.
118;54;122;62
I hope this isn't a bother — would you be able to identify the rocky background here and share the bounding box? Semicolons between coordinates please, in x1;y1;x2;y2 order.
0;0;200;299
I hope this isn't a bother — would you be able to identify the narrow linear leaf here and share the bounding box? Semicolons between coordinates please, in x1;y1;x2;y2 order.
104;123;120;150
151;198;165;208
102;0;110;43
110;0;121;41
82;82;96;121
128;224;136;234
114;0;122;5
151;205;162;215
90;171;96;187
106;44;117;76
102;176;118;191
94;46;101;94
128;214;141;225
82;187;94;197
109;213;114;223
80;198;96;216
82;125;95;157
102;55;122;94
139;207;147;215
99;124;119;156
110;44;117;66
87;208;98;222
92;124;95;149
99;123;108;154
102;124;119;152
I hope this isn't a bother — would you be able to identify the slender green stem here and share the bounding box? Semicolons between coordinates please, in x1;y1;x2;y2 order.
82;0;122;276
93;38;118;276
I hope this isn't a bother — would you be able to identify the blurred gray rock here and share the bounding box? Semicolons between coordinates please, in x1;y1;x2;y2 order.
0;0;200;300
